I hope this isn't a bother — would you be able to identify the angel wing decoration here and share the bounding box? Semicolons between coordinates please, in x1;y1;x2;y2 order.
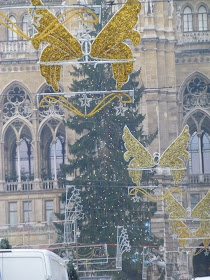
159;126;189;185
191;190;210;247
165;191;210;251
123;125;190;186
123;126;154;186
30;0;85;92
30;0;141;92
191;190;210;219
165;191;192;248
90;0;141;90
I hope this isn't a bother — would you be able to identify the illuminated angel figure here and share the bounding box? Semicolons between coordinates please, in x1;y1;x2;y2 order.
166;190;210;250
28;0;141;92
122;125;190;186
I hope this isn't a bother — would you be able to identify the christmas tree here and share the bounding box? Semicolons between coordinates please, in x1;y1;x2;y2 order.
58;2;159;279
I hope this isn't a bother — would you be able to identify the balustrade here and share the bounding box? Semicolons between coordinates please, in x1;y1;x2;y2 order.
188;174;210;184
0;40;29;53
4;179;61;191
178;31;210;44
0;0;62;4
0;40;48;54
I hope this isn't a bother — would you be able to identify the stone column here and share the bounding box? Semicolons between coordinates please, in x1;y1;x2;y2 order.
16;141;22;190
17;141;21;182
32;105;42;190
33;139;41;189
0;141;5;191
53;140;57;181
198;133;204;183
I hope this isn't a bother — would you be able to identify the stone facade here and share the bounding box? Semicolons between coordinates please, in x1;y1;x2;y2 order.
138;0;210;279
0;0;69;248
0;0;209;279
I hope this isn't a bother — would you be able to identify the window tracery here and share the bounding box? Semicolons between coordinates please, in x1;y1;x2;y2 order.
180;74;210;176
3;85;32;122
1;82;67;185
38;86;64;119
182;77;210;116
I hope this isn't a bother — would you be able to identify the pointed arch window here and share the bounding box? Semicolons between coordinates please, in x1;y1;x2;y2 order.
19;138;34;178
8;16;17;41
203;134;210;173
49;137;66;178
14;137;34;180
40;116;66;181
198;6;208;31
183;6;193;32
189;132;210;174
187;112;210;175
180;74;210;177
38;85;64;118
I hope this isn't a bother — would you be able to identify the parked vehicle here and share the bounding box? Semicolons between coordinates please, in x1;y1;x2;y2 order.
0;249;68;280
192;277;210;280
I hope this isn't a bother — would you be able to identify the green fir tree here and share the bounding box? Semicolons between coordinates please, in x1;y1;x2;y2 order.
61;64;159;279
0;238;12;249
67;261;80;280
59;2;159;279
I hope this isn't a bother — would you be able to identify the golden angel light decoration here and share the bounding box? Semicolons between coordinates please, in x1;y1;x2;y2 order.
0;0;141;117
166;190;210;255
122;125;190;200
123;125;210;254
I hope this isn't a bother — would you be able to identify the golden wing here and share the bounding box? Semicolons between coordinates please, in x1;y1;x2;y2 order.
122;126;154;186
194;224;210;248
159;126;190;185
191;190;210;247
191;190;210;219
30;0;84;92
175;221;193;248
165;191;187;219
165;192;191;248
90;0;141;90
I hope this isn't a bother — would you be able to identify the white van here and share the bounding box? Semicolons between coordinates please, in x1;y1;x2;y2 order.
192;277;210;280
0;249;68;280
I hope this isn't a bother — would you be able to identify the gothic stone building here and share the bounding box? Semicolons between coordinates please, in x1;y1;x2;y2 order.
0;0;209;279
137;0;210;278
